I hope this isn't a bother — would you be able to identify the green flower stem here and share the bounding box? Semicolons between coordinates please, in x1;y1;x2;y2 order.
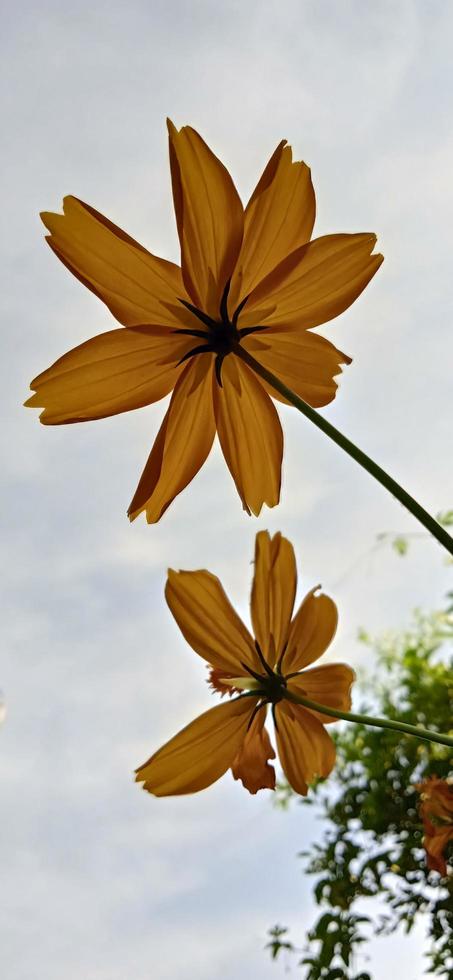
235;345;453;557
283;688;453;748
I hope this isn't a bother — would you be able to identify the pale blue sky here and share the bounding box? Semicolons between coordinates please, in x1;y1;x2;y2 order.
1;1;452;978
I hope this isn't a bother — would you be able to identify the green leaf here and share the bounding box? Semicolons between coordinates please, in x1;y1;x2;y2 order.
436;509;453;527
392;536;409;556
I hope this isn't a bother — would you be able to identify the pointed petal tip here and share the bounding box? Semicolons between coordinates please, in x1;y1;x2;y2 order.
369;237;385;261
352;231;380;252
40;197;74;227
165;568;181;591
62;194;80;210
247;481;282;517
128;505;157;524
256;528;271;543
248;496;281;516
275;138;288;155
23;395;43;420
135;773;155;794
249;500;268;517
24;396;49;425
40;213;54;233
127;491;161;524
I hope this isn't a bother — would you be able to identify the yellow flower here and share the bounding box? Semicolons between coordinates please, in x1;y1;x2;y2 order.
416;776;453;876
26;122;383;522
135;531;355;796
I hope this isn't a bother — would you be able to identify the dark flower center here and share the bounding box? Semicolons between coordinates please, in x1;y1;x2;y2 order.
174;280;266;385
240;640;288;731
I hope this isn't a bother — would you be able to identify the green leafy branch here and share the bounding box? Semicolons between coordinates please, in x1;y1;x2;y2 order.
267;605;453;979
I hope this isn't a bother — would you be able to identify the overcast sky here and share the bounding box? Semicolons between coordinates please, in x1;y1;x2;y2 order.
1;1;452;978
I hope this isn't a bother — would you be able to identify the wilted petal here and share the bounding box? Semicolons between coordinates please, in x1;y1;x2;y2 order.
287;663;355;724
207;668;251;697
165;569;258;675
214;357;283;515
245;233;383;331
283;589;338;674
417;778;453;822
231;708;276;794
229;141;315;310
251;531;297;662
25;327;194;423
41;196;187;327
275;700;336;796
136;697;256;796
128;356;215;522
416;778;453;876
424;827;453;876
168;120;244;318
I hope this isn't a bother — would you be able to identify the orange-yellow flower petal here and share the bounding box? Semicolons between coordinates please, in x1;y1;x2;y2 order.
135;696;256;796
165;568;258;675
214;357;283;516
167;120;244;318
242;329;351;408
245;232;383;331
128;356;216;523
41;196;187;327
229;141;315;310
283;589;338;674
275;700;336;796
231;708;276;794
24;327;195;424
251;530;297;661
287;663;355;724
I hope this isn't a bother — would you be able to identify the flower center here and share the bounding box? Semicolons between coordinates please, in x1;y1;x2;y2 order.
241;640;288;705
174;280;267;385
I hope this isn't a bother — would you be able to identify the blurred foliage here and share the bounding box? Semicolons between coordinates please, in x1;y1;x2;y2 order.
266;603;453;979
376;509;453;558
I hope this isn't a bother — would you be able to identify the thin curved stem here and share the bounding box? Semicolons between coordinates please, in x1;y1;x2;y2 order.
234;345;453;557
283;688;453;748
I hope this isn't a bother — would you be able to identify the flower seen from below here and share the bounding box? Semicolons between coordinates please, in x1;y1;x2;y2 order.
26;122;383;522
416;776;453;876
135;530;355;797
